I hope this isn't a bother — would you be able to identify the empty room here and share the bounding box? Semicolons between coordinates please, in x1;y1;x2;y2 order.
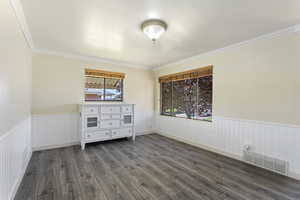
1;0;300;199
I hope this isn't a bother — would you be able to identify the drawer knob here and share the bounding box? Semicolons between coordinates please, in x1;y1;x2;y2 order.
87;135;90;138
109;122;112;125
91;109;94;112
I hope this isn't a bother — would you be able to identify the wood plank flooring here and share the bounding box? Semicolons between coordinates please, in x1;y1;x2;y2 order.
15;134;300;200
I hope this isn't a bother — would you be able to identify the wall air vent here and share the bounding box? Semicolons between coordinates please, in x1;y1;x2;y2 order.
243;149;289;175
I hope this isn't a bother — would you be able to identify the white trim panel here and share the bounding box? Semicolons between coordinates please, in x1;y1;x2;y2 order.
32;142;80;152
0;117;32;200
32;132;152;152
154;115;300;180
32;113;153;150
32;113;80;149
136;130;153;136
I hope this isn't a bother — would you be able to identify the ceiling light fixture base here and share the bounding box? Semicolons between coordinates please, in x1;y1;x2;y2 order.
294;25;300;34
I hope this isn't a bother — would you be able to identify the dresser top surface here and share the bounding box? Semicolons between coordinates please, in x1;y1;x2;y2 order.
79;103;134;107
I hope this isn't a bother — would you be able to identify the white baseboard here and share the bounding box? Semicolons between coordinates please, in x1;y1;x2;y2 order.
32;130;153;152
33;142;80;152
289;171;300;181
136;130;153;136
155;130;241;160
10;149;32;200
155;130;300;181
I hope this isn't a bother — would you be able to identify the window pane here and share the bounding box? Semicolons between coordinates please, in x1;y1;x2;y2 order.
173;79;197;119
161;82;172;115
104;78;123;101
196;76;213;121
85;77;105;101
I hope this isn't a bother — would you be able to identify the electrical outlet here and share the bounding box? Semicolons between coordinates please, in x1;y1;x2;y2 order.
243;144;251;152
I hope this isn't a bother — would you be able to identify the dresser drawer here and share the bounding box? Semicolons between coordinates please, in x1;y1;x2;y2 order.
122;105;132;113
111;114;121;119
84;106;99;115
101;114;121;120
85;130;111;141
101;115;111;120
111;128;132;138
100;120;120;129
101;106;121;114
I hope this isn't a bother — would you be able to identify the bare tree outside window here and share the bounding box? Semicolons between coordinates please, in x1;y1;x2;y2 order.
172;79;197;119
196;76;213;121
161;82;172;115
161;75;212;122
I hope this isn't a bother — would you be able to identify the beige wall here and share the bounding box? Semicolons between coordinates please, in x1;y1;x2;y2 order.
153;30;300;179
31;54;154;147
0;0;32;136
155;31;300;125
32;54;154;116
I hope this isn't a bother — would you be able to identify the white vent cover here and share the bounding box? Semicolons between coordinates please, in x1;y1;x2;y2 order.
243;150;289;175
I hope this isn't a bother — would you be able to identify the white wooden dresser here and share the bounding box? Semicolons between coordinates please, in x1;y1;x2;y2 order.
79;104;135;150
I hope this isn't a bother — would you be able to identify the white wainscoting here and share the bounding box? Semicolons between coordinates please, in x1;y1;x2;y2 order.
0;117;32;200
32;113;80;150
154;115;300;180
32;113;153;151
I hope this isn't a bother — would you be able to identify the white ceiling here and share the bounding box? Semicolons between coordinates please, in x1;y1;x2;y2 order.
21;0;300;68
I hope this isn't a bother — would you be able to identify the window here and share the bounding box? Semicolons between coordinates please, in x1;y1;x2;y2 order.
161;81;172;115
160;66;213;122
85;69;124;101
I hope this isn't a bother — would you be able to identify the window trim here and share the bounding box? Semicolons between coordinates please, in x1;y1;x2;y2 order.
159;65;212;83
160;75;213;122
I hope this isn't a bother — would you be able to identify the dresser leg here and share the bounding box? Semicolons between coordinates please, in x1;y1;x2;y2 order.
81;142;85;150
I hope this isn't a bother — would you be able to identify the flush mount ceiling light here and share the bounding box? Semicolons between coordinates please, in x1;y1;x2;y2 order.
294;25;300;34
141;19;167;43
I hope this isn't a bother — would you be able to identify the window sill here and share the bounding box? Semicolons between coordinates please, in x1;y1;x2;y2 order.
159;114;212;123
85;100;123;102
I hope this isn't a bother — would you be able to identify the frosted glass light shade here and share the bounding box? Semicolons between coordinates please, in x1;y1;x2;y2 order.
141;19;167;42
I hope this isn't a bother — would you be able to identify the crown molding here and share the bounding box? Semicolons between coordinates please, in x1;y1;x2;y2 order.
33;48;152;70
9;0;299;71
153;24;300;71
9;0;35;49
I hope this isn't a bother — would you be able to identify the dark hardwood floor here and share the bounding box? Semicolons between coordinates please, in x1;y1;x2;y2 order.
15;134;300;200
